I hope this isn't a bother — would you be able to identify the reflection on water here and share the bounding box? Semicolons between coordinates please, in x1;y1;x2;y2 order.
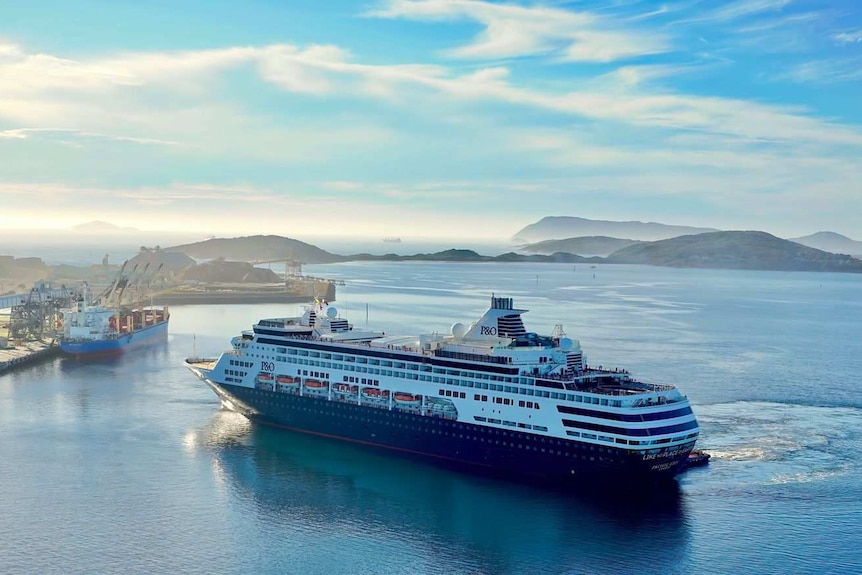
188;410;691;575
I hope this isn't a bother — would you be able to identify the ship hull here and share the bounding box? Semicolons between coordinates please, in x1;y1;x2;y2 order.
204;379;692;485
60;319;169;357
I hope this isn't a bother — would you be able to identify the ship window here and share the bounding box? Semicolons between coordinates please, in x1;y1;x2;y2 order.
518;400;525;407
482;395;487;402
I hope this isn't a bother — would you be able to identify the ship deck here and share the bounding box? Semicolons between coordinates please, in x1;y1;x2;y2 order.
185;358;218;371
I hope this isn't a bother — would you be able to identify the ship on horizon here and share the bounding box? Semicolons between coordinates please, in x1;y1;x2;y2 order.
185;296;700;484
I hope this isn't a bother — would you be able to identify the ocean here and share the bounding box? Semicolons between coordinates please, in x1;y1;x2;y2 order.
1;261;860;574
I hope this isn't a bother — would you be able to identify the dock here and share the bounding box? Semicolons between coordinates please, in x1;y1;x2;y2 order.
0;339;60;375
151;279;336;306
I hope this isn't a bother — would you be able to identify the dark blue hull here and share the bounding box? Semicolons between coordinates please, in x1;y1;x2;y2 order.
208;381;693;485
60;319;169;357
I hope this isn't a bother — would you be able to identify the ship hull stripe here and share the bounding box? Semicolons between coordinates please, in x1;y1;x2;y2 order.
561;418;699;437
557;404;694;422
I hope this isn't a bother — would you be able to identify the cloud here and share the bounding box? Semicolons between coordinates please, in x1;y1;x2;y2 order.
2;37;861;165
834;29;862;44
774;59;862;84
370;0;670;62
0;127;184;146
679;0;792;24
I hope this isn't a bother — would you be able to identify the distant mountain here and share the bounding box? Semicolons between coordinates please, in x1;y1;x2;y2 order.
513;216;717;243
163;232;862;273
519;236;642;257
790;232;862;256
73;220;139;233
166;235;344;264
607;231;862;273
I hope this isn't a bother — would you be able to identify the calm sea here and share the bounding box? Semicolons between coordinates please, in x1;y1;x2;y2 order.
1;261;861;574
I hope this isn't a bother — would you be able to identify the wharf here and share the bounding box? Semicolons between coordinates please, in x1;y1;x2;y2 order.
0;339;59;375
151;280;336;306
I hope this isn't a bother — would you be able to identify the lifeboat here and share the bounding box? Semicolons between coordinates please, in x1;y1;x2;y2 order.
393;392;421;406
257;372;274;382
304;379;328;389
333;383;356;394
361;387;389;399
276;375;298;385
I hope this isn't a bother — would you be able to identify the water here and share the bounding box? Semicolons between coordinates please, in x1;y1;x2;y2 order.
1;261;861;574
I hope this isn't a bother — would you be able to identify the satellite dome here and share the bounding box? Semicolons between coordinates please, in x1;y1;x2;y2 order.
559;337;574;352
451;322;467;339
326;306;337;318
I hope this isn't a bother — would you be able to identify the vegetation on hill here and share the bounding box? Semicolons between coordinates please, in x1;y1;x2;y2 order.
607;231;862;272
348;250;596;263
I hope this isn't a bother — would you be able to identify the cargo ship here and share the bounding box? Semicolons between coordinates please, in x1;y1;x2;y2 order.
59;281;169;357
185;296;700;484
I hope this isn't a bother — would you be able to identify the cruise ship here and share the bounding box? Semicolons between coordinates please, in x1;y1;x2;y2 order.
185;296;700;484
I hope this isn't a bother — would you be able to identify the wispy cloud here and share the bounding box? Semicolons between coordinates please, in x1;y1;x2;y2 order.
369;0;670;62
773;58;862;84
0;127;184;146
834;28;862;44
680;0;792;24
3;38;862;158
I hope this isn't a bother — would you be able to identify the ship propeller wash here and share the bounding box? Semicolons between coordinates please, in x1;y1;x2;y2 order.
186;296;700;484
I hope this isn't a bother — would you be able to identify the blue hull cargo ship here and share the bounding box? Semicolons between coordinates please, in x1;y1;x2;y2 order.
186;296;700;484
59;296;169;357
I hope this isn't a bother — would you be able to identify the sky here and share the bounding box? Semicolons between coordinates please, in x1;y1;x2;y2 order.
0;0;860;241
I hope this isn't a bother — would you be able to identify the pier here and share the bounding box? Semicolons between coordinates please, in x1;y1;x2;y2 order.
0;338;59;374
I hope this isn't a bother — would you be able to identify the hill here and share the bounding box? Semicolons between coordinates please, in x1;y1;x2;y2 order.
607;231;862;273
167;235;344;264
346;249;597;264
790;232;862;256
72;220;139;233
518;236;641;257
513;216;716;243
